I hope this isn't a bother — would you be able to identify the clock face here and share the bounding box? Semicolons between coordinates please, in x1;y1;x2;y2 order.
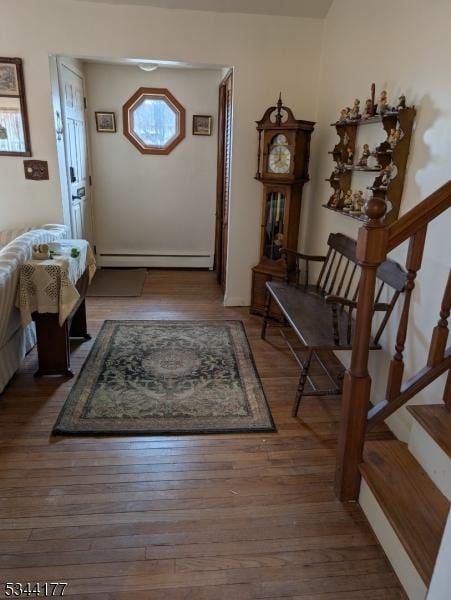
268;142;291;174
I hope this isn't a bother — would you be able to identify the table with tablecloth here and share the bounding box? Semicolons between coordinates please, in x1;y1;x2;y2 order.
16;239;96;327
15;239;96;377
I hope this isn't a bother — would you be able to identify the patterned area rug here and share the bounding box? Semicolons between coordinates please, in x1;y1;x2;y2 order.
53;320;275;435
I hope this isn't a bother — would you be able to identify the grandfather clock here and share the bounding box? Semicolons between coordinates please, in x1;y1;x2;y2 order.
251;95;315;316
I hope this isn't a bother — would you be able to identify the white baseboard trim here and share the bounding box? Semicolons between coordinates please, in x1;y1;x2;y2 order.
359;479;427;600
97;252;213;269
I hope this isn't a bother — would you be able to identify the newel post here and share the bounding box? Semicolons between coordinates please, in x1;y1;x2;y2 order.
334;196;389;501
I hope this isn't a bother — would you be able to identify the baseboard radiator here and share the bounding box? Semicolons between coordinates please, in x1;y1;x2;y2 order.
96;251;214;269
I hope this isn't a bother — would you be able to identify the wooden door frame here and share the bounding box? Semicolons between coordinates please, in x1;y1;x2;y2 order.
215;69;233;292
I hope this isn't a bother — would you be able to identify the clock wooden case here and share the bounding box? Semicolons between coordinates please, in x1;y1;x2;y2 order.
251;96;315;317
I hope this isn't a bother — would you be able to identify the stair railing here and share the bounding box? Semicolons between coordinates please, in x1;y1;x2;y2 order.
335;180;451;502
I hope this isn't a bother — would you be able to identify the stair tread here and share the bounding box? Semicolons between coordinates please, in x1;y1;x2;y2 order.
360;440;450;585
408;403;451;458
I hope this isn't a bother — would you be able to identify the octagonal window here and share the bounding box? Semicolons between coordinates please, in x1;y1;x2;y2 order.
123;88;185;154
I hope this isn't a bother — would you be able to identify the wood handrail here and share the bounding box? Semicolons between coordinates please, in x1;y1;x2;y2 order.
335;182;451;502
387;180;451;251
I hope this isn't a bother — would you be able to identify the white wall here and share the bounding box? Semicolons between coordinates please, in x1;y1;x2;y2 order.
305;0;451;439
85;63;221;265
0;0;324;304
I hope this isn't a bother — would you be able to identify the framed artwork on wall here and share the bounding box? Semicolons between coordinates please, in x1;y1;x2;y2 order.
0;61;19;95
95;111;116;133
193;115;212;136
0;57;31;156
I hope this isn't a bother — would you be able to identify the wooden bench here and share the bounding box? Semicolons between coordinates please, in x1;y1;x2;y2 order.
261;233;407;416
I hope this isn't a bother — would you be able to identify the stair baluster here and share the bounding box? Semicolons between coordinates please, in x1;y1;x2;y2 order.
428;269;451;368
386;226;427;400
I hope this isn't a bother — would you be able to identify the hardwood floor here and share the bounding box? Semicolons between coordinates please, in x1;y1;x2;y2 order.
0;270;406;599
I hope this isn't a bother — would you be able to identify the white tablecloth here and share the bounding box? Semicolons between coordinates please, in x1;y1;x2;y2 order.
16;240;96;327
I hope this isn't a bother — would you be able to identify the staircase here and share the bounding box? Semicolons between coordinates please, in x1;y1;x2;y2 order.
359;411;450;599
333;182;451;599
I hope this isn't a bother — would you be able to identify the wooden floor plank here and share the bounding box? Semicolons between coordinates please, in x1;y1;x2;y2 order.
0;270;405;598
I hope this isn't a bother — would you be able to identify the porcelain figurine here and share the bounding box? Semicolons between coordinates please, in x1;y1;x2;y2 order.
388;128;397;149
362;99;373;119
32;243;50;260
329;189;341;208
349;99;361;120
343;190;353;212
339;107;351;122
388;128;403;149
378;90;389;115
351;190;365;213
381;164;393;187
395;128;403;145
346;147;354;165
397;94;406;110
357;144;371;167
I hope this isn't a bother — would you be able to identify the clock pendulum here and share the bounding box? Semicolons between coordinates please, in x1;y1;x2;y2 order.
251;94;315;318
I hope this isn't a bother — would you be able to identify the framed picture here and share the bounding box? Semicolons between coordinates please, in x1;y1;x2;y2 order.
95;111;116;133
0;58;31;157
0;61;19;96
193;115;212;136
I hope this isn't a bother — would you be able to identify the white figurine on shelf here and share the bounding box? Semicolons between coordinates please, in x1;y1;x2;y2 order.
329;189;341;208
388;128;403;149
343;190;353;212
381;164;393;187
339;107;351;122
395;128;403;145
349;99;361;120
362;99;373;120
351;190;365;213
357;144;371;168
396;94;406;110
378;90;389;115
388;128;397;149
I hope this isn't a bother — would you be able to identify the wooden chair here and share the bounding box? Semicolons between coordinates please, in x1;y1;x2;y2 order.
260;233;407;416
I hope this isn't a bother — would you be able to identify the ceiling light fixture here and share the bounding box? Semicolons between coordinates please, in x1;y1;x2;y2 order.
138;63;158;72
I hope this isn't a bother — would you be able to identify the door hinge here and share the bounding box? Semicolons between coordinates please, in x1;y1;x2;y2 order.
83;97;87;110
89;175;92;186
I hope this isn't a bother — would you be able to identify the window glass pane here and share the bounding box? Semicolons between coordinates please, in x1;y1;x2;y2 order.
264;192;286;260
132;98;177;147
0;98;25;153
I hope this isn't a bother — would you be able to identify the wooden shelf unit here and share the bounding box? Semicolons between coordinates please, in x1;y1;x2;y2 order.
325;105;416;224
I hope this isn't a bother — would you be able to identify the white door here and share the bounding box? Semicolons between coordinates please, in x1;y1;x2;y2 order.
58;60;92;241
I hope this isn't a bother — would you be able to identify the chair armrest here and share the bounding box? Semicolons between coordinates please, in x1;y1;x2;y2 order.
280;248;327;287
280;248;327;262
325;295;357;309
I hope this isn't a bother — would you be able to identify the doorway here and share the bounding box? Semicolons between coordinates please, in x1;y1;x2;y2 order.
215;70;233;293
50;56;93;242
